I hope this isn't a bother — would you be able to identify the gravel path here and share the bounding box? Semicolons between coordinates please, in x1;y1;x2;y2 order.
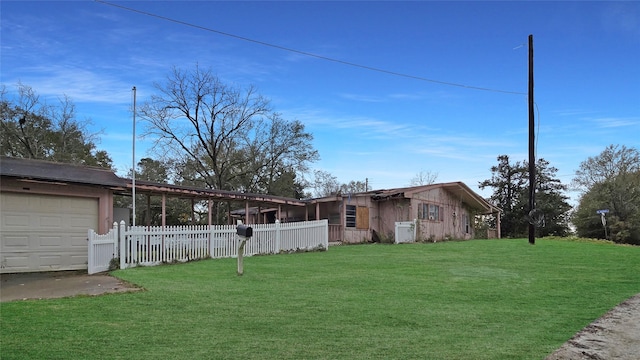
545;293;640;360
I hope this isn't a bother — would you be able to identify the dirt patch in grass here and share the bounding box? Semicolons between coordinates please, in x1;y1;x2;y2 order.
545;293;640;360
0;271;141;302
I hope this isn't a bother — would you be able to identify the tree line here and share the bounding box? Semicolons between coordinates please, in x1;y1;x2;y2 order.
478;146;640;244
2;67;638;242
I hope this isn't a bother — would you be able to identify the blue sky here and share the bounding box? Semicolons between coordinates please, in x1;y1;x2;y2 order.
2;1;639;202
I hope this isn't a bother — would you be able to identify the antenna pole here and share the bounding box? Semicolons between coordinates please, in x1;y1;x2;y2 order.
528;35;535;245
132;86;137;227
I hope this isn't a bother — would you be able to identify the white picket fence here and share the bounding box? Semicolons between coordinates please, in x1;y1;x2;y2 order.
87;227;119;274
87;219;329;273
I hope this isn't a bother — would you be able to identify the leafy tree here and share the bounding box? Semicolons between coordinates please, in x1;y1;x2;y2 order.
135;157;170;183
0;83;112;168
479;155;528;237
572;145;640;244
534;159;572;237
479;155;571;238
572;144;640;191
115;157;199;226
263;167;310;199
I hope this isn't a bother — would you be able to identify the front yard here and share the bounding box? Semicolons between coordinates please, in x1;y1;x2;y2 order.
1;239;639;359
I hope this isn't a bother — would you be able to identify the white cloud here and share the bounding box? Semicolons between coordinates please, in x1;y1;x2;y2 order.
592;117;639;128
4;65;133;104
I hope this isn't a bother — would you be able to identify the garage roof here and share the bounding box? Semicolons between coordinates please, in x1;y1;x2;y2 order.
0;156;127;188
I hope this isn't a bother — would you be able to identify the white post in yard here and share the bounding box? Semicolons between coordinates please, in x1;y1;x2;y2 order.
275;219;281;253
119;220;126;270
237;235;247;276
236;224;253;276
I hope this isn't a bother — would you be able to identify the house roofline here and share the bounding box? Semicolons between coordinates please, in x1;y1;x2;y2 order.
309;181;501;215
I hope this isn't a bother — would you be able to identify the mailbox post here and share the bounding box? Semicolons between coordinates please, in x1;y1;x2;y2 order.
236;224;253;276
596;209;609;240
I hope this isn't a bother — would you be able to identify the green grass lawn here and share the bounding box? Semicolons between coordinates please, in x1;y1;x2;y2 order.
2;238;639;359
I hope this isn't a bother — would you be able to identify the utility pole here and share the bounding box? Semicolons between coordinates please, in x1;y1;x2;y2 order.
132;86;137;227
528;35;535;245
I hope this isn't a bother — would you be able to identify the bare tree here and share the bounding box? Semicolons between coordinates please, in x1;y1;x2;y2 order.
139;65;319;221
409;170;439;186
140;65;272;191
312;170;340;198
241;112;318;194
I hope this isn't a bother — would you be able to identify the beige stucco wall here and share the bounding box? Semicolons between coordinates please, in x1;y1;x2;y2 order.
1;177;114;233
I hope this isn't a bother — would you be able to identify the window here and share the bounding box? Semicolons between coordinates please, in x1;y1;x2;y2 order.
419;203;441;221
429;204;439;221
346;205;356;228
462;213;470;234
346;205;369;229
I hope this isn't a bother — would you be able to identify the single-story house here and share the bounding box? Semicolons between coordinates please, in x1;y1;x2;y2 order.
235;182;502;243
306;182;501;243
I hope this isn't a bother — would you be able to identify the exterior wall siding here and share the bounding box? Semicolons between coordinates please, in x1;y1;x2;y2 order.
342;196;373;244
376;199;411;240
412;188;474;241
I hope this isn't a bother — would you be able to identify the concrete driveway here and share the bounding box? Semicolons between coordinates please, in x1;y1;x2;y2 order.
0;270;140;302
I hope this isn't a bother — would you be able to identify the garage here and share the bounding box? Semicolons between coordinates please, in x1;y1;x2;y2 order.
1;192;99;273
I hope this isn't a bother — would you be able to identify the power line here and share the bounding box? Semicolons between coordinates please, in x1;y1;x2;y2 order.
95;0;527;96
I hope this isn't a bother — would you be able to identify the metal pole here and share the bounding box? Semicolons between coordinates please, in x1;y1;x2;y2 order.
132;86;137;226
528;35;535;245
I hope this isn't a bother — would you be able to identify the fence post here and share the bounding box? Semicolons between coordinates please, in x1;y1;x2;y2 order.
322;219;329;249
88;228;94;274
209;224;214;259
275;220;281;253
119;220;126;270
112;222;118;264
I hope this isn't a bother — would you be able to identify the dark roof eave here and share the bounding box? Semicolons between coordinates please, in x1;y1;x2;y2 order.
126;179;307;207
0;156;127;188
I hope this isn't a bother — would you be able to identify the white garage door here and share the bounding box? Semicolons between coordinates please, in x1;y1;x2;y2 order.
1;192;99;273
